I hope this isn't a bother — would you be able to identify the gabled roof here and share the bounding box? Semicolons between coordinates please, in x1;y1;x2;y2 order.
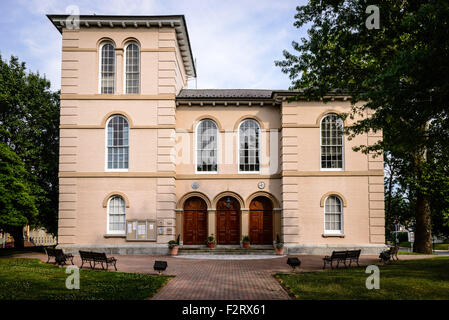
47;14;196;77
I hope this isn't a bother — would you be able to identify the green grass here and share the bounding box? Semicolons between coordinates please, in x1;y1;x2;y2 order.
397;241;448;251
0;258;171;300
276;257;449;300
398;251;425;255
433;243;449;250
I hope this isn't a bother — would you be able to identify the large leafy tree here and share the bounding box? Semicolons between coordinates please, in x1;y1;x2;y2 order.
0;55;60;242
0;143;38;248
276;0;449;253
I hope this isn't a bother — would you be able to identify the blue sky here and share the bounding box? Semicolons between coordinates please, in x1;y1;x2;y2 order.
0;0;308;91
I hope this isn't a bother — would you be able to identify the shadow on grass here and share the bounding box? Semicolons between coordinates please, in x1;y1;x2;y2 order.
275;257;449;300
0;258;172;300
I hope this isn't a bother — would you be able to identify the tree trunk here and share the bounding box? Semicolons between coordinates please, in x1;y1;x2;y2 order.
413;191;432;253
10;227;24;249
413;146;433;254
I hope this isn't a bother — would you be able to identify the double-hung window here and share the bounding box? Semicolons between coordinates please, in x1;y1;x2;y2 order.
107;115;129;170
239;119;260;172
100;42;115;94
125;43;140;94
196;119;218;172
321;114;344;169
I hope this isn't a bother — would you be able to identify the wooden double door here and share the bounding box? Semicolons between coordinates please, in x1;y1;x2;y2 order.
249;197;273;245
216;197;241;245
183;197;208;245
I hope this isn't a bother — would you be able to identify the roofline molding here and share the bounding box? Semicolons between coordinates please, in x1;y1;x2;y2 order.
47;14;196;78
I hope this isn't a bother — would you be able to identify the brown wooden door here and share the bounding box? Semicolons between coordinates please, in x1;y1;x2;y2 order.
216;197;240;245
249;197;273;245
183;197;208;245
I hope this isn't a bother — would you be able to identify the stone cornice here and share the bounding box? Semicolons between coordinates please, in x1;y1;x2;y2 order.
47;14;196;77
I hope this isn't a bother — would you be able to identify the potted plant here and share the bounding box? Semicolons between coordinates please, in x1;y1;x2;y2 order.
274;234;284;255
168;234;180;256
242;235;251;248
206;234;216;248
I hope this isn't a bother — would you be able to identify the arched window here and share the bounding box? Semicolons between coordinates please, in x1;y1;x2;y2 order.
321;114;344;169
196;119;218;172
107;196;126;234
324;195;343;233
239;119;260;172
100;42;115;94
107;115;129;170
125;42;140;94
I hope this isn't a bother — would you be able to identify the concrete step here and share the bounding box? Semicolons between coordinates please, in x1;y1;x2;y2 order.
178;247;277;255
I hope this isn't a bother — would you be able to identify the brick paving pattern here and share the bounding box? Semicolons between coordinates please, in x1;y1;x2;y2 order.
12;253;434;300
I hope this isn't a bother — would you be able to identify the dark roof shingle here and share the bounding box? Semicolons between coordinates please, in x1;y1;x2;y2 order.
177;89;274;99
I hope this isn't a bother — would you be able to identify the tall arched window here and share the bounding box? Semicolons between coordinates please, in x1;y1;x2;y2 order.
239;119;260;172
324;195;343;233
100;42;115;94
196;119;218;172
321;114;344;169
107;115;129;170
107;196;126;234
125;42;140;94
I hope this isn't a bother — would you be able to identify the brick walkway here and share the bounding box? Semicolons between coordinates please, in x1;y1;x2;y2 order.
11;253;434;300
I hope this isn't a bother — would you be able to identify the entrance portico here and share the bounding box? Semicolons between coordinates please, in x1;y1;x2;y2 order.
176;191;280;246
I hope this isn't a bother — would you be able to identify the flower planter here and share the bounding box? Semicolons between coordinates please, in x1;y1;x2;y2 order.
242;242;250;249
275;246;284;255
207;242;215;249
169;246;179;256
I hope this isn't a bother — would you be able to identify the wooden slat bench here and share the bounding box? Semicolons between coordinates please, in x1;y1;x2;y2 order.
323;249;361;269
346;249;361;267
79;251;117;271
45;248;74;266
323;250;347;269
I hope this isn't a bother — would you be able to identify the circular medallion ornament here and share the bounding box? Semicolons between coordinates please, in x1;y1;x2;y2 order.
191;182;199;190
258;181;265;189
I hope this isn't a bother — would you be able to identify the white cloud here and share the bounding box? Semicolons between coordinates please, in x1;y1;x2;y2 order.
5;0;306;90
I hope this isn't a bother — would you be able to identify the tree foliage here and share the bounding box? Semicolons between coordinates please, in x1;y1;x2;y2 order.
0;55;60;240
276;0;449;253
0;143;38;247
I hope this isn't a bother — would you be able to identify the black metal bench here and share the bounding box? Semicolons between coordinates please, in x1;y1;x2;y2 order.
346;249;361;267
323;249;361;269
323;250;348;269
79;250;117;271
45;248;74;266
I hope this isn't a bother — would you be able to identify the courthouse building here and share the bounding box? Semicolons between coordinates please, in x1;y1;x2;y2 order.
48;14;385;254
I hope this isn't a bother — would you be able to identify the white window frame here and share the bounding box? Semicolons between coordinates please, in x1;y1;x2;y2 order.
98;41;116;94
195;119;219;174
105;115;130;172
323;195;344;235
106;196;126;235
123;42;141;94
320;113;345;171
238;119;261;174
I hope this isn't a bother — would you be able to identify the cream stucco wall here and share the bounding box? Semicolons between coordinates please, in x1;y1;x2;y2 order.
56;21;385;253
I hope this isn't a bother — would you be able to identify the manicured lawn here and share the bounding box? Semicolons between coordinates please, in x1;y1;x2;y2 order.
0;258;171;300
276;257;449;300
398;251;425;255
433;243;449;251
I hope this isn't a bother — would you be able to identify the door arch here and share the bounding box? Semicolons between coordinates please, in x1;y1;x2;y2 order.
183;197;208;245
216;196;241;245
249;196;273;245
